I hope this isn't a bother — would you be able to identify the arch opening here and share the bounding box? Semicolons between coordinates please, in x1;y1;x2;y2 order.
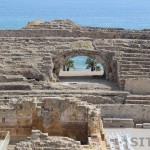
52;50;118;87
59;56;105;80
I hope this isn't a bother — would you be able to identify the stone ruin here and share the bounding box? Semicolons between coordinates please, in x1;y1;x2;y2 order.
3;96;105;150
15;130;81;150
0;19;150;149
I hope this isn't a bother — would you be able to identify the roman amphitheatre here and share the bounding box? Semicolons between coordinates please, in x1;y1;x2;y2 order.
0;19;150;150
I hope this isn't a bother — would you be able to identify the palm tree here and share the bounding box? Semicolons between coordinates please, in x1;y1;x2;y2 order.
96;66;101;71
63;65;66;71
63;60;75;71
85;57;97;71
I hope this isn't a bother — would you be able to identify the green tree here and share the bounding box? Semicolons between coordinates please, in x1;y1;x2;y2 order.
63;60;75;71
85;57;97;71
96;65;101;71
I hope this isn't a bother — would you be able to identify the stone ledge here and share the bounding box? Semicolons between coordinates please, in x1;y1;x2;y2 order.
0;82;32;90
125;78;150;95
103;118;134;128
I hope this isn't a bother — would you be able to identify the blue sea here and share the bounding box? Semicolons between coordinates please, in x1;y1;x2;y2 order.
0;0;150;71
0;0;150;29
69;56;103;72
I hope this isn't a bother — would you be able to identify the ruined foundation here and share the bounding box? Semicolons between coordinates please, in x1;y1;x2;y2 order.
0;19;150;150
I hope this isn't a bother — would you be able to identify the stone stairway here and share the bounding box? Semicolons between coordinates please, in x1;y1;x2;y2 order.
0;82;33;90
0;89;129;105
7;144;15;150
93;39;150;88
126;95;150;104
118;55;150;87
77;95;116;104
0;75;33;90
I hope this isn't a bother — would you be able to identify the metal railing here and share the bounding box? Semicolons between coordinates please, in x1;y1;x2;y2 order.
0;131;10;150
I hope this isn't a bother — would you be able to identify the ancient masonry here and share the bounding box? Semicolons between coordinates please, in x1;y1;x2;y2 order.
0;19;150;150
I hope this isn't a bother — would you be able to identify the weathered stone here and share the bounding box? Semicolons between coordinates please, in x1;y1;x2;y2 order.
0;20;150;89
0;82;32;90
103;118;134;128
136;124;143;128
15;130;82;150
0;19;150;150
71;40;94;50
143;123;150;129
125;78;150;94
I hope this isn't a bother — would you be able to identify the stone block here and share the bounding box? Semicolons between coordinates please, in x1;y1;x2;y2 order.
125;78;150;94
71;40;94;50
143;123;150;129
136;124;143;128
0;82;32;90
103;118;134;128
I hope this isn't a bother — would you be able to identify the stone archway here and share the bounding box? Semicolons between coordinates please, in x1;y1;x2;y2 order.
52;49;117;82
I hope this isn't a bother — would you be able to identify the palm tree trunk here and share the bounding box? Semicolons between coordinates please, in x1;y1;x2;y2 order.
91;63;94;71
63;66;66;71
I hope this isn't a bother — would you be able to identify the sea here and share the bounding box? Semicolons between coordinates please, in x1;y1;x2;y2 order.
0;0;150;71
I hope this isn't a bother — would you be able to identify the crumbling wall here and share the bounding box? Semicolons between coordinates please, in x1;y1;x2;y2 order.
0;96;103;145
15;130;81;150
0;98;36;142
36;97;103;143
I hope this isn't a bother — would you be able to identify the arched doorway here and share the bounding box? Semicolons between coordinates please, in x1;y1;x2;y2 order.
53;50;117;82
59;56;105;82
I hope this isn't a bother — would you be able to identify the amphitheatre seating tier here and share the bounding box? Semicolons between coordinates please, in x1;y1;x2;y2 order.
125;95;150;104
0;20;150;149
0;37;150;88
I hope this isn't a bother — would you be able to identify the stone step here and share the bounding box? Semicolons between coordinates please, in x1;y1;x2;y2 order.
120;64;150;68
122;53;150;58
103;118;134;128
119;75;148;78
121;57;150;61
33;85;43;90
120;71;149;76
127;95;150;100
120;68;150;73
81;96;115;104
7;144;16;150
0;90;129;97
0;75;26;82
120;64;143;68
126;100;150;105
122;48;150;54
118;60;150;65
0;82;32;90
0;97;10;100
0;99;10;104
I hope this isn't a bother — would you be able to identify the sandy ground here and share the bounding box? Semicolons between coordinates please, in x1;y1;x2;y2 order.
56;71;119;90
59;71;103;76
104;128;150;150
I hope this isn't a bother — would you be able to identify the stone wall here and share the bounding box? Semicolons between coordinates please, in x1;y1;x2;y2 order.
15;130;82;150
125;78;150;94
36;97;89;142
0;96;104;145
0;98;36;141
14;129;106;150
99;104;150;124
0;35;149;88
